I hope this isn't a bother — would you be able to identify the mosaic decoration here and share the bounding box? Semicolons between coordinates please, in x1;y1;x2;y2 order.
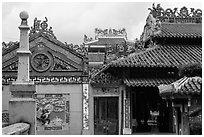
93;87;119;96
148;3;202;23
35;94;70;131
82;84;89;129
30;17;57;39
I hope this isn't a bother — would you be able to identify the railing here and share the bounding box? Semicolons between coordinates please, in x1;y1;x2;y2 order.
2;123;30;135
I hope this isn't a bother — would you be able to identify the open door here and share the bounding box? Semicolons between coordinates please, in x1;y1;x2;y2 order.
94;97;119;135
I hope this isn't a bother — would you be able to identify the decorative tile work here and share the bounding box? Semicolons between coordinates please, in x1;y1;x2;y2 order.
82;84;89;129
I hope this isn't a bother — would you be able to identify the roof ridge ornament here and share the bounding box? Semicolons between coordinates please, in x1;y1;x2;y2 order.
148;3;202;23
64;42;88;57
29;17;57;39
95;28;127;39
2;41;19;50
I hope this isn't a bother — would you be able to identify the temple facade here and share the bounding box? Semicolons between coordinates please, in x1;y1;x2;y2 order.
89;4;202;135
2;4;202;135
2;18;89;135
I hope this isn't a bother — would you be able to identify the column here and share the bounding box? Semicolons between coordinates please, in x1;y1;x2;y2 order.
9;11;36;135
82;83;91;134
182;103;190;135
123;87;131;134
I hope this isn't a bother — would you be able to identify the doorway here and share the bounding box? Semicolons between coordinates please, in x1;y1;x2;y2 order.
94;97;119;135
131;87;171;134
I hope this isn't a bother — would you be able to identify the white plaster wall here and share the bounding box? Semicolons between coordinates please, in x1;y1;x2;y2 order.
2;85;11;111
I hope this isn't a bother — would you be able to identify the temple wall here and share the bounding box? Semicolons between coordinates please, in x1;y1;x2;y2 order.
2;84;83;135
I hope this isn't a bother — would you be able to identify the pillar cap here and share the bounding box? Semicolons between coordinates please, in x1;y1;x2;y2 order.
19;11;29;20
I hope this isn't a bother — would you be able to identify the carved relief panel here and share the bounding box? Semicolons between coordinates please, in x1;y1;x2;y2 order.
93;87;120;96
35;94;70;131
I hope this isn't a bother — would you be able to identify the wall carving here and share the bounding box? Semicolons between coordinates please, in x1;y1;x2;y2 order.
31;53;52;72
35;94;70;131
91;72;120;84
93;87;119;96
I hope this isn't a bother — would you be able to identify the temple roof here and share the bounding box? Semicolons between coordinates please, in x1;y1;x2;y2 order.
159;76;202;97
110;44;201;68
124;78;176;87
154;23;202;38
2;17;88;58
141;4;202;42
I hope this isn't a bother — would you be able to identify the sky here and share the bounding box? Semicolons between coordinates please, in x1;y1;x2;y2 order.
2;1;203;45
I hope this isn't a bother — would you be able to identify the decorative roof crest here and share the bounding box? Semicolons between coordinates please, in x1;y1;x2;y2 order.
84;35;94;43
64;42;88;57
148;3;202;23
2;41;19;50
95;28;127;39
30;17;57;39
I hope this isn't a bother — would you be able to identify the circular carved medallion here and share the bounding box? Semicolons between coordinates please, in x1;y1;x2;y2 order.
31;53;51;72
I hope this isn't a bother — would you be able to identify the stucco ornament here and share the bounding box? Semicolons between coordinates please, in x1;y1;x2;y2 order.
31;53;52;72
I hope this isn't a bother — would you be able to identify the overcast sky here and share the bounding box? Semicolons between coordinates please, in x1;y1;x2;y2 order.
2;1;202;44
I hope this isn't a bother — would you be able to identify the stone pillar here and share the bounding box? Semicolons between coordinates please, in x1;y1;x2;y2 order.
82;83;91;134
9;11;36;135
123;88;131;134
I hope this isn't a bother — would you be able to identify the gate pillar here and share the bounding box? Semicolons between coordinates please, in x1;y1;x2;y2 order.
9;11;36;135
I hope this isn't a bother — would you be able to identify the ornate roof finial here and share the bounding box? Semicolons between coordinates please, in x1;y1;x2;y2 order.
95;28;127;39
29;17;57;39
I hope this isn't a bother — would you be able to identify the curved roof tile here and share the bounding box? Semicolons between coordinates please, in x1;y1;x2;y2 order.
111;44;201;68
154;23;202;38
